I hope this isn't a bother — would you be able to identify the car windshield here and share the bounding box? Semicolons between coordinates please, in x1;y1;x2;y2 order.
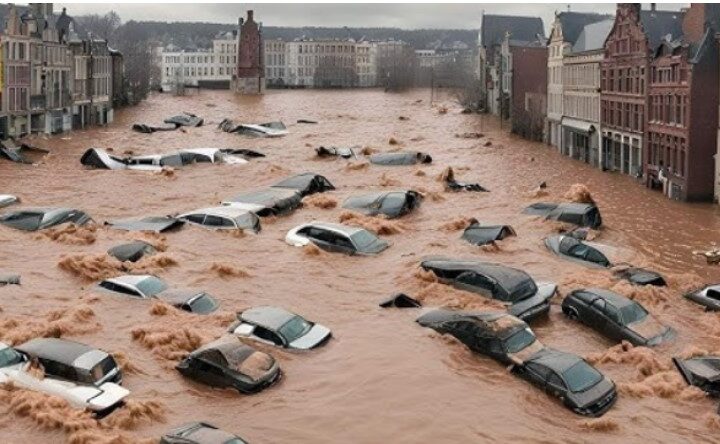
619;302;648;325
0;347;24;368
503;328;537;354
350;230;380;250
278;316;313;343
189;294;219;314
562;361;603;393
136;276;168;296
381;193;406;211
88;356;118;383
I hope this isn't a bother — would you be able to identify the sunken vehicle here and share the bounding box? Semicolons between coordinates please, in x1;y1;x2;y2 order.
416;310;544;365
673;356;720;397
286;221;389;255
271;172;335;197
342;190;422;219
160;422;248;444
684;284;720;311
513;348;617;417
107;241;157;263
178;206;261;233
95;275;219;314
0;338;128;415
105;216;184;233
420;259;557;321
0;207;92;231
523;202;602;229
81;148;259;170
176;338;281;393
219;119;288;137
545;235;666;286
562;288;673;346
229;306;332;350
369;151;432;166
461;222;516;246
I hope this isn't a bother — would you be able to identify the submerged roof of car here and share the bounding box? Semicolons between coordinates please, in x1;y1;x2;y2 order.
192;339;266;368
105;274;157;287
343;190;410;206
16;338;108;369
417;309;525;335
182;206;256;219
169;422;242;444
422;259;532;285
527;348;583;373
301;221;367;236
574;288;635;308
226;187;300;205
241;306;297;330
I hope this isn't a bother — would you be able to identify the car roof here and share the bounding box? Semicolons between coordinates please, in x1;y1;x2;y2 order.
16;338;107;369
527;348;583;373
418;309;524;337
193;339;264;368
105;274;156;286
579;288;635;308
422;259;532;286
229;187;300;204
183;206;254;219
300;221;366;236
241;306;297;330
157;289;204;305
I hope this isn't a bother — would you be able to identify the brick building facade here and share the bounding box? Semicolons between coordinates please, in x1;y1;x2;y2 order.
510;43;548;141
235;10;265;94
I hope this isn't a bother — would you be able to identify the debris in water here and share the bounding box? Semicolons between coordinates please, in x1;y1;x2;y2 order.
359;146;377;155
437;106;448;115
379;173;400;187
414;169;426;177
388;137;400;145
379;293;421;308
398;116;409;121
455;132;483;139
484;141;492;147
345;161;369;171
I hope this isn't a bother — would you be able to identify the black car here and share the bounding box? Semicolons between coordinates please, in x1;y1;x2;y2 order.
271;172;335;197
176;338;280;394
562;288;673;346
544;235;611;268
461;222;516;246
160;422;248;444
342;190;422;219
0;207;92;231
107;241;157;263
523;202;602;228
416;310;544;365
673;356;720;397
420;259;557;321
222;188;303;217
514;348;617;416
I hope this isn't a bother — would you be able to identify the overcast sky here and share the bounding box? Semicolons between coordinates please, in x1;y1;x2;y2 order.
59;3;687;31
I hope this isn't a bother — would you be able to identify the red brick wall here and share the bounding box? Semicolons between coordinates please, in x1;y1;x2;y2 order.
237;10;263;79
511;46;547;141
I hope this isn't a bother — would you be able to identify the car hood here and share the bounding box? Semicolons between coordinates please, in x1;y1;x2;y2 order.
627;315;672;345
359;239;390;255
569;377;615;410
288;324;332;350
508;282;556;316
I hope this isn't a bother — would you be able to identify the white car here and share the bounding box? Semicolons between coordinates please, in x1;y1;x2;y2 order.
228;306;332;350
0;194;18;208
178;206;261;233
285;221;389;255
0;339;129;415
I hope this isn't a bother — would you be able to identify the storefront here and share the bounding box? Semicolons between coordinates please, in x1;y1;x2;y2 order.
561;117;600;168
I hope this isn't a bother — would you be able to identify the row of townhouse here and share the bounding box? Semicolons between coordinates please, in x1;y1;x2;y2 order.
0;3;124;139
479;4;720;202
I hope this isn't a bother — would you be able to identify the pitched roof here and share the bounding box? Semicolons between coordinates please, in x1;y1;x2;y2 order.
556;12;613;46
640;9;684;50
481;14;545;47
572;18;615;53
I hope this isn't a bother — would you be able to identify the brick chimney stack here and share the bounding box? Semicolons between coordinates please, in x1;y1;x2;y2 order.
247;10;254;23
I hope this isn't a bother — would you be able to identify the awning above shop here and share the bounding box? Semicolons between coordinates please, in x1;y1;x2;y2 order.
561;117;596;134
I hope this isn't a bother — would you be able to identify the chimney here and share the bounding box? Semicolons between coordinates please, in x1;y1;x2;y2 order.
651;3;656;12
247;10;254;23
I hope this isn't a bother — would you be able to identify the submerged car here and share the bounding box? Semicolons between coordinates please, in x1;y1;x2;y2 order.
545;235;666;286
514;348;617;417
271;172;335;197
523;202;602;229
342;190;421;219
178;206;261;233
107;240;157;263
176;338;280;393
0;207;92;231
0;339;128;415
222;188;302;217
81;148;256;170
105;216;184;232
95;275;219;314
315;145;358;159
219;119;288;137
673;356;720;396
0;194;19;209
369;151;432;165
285;221;389;255
562;288;673;346
545;235;611;268
229;306;332;350
684;284;720;311
164;112;204;127
160;422;248;444
462;222;516;246
416;310;544;365
420;259;557;321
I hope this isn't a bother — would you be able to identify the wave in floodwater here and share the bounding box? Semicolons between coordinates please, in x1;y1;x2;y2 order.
2;88;720;443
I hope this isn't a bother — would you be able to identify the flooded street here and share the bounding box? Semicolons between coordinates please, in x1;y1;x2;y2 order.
2;88;720;443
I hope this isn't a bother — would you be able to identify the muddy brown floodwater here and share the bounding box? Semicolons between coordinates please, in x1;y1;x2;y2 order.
2;88;720;443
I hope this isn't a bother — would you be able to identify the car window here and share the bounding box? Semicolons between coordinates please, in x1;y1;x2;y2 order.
86;356;118;384
184;214;206;224
204;215;234;227
136;277;168;296
707;289;720;301
193;358;224;376
254;326;284;345
503;328;536;354
590;298;606;312
380;193;406;212
187;294;219;314
350;230;380;250
547;372;567;390
306;227;331;242
278;316;313;343
568;244;590;259
101;281;142;297
456;272;496;296
586;248;609;265
40;359;77;382
0;347;24;368
525;362;551;379
604;303;621;324
329;232;354;249
562;361;603;393
618;302;648;325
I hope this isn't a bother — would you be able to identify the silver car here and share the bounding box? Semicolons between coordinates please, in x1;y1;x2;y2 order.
229;306;332;350
178;206;261;233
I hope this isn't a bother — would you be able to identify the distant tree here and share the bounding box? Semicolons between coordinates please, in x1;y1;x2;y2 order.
74;11;121;41
113;24;160;105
